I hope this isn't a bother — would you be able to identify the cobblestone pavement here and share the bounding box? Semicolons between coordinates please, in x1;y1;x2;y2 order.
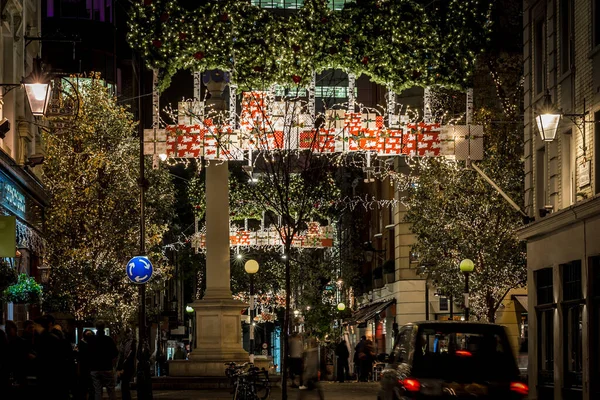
132;382;380;400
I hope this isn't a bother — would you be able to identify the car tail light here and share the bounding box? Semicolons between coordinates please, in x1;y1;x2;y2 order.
399;378;421;392
510;381;529;396
455;350;472;357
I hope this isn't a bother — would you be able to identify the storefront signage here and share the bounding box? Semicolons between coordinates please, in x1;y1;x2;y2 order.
0;178;26;218
578;160;591;188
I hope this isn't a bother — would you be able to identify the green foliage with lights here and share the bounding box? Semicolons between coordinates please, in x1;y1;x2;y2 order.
41;77;176;325
189;167;340;223
128;0;491;91
404;54;526;322
3;274;43;304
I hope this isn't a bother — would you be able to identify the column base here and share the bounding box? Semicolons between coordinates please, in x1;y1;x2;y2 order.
169;297;248;377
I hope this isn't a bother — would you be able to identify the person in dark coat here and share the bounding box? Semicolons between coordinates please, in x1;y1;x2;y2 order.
116;328;136;400
88;320;118;400
77;329;95;400
358;339;375;382
33;315;68;399
335;339;350;383
0;327;9;389
5;320;27;387
353;336;366;382
21;320;37;383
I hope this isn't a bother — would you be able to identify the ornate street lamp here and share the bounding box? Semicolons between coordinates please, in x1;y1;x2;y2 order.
337;302;346;311
459;259;475;321
535;90;561;142
1;58;51;117
244;259;259;363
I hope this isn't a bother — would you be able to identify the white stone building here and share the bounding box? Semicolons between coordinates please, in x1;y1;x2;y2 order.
0;0;48;326
518;0;600;399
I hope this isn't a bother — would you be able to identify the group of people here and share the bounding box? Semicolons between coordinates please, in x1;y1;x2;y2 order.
353;335;376;382
0;316;137;400
288;334;377;394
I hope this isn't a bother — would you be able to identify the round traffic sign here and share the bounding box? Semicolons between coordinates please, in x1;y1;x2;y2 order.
126;256;153;284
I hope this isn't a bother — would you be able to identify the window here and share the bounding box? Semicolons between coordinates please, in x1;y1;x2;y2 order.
562;131;575;207
590;256;600;395
392;327;413;363
439;297;449;311
595;111;600;195
536;147;547;217
413;325;518;382
562;261;583;389
595;0;600;48
251;0;354;9
562;260;582;301
535;267;555;387
534;17;546;95
559;0;572;75
536;268;554;305
45;0;112;22
537;309;554;386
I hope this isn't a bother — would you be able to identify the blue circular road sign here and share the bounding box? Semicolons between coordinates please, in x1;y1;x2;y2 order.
126;256;153;284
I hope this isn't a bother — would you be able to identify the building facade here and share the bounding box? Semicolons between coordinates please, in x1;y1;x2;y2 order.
519;0;600;399
0;0;48;326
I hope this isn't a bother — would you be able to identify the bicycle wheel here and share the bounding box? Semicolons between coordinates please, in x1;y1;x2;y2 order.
254;382;270;400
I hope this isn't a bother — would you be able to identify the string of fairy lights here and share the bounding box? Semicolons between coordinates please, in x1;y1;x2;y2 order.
128;0;492;91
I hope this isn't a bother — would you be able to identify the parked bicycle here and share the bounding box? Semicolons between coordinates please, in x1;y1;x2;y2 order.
225;362;270;400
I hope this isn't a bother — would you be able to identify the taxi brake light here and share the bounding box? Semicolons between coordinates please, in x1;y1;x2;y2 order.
455;350;472;357
400;378;421;392
510;381;529;396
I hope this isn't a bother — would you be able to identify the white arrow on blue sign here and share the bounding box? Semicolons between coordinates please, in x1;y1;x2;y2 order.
126;256;153;284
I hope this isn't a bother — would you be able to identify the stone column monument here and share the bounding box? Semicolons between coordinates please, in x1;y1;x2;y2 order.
170;71;248;377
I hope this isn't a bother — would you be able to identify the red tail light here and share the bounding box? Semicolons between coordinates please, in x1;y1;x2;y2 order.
455;350;472;357
399;378;421;392
510;381;529;396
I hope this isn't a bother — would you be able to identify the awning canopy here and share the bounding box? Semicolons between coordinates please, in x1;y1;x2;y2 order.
349;299;396;325
513;295;528;312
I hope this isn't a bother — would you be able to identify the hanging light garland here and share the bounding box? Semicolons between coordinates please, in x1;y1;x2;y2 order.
128;0;491;91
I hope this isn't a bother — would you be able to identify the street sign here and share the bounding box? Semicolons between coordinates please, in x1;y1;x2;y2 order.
126;256;153;284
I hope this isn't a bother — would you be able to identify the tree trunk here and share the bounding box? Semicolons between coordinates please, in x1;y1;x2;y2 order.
487;295;496;323
281;243;291;400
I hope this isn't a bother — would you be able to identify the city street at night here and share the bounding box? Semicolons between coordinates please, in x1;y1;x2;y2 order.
2;0;600;400
141;382;379;400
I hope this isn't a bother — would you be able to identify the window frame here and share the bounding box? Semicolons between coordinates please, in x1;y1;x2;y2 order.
594;0;600;49
559;0;573;76
533;14;547;96
561;260;583;390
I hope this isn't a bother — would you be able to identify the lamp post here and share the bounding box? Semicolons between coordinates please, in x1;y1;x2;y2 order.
245;259;259;363
1;57;52;117
136;55;152;400
535;91;598;144
459;259;474;321
535;90;561;142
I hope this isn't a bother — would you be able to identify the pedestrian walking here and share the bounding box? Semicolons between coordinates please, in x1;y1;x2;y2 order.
5;320;27;388
88;320;118;400
117;327;136;400
289;333;304;388
52;322;77;398
76;329;95;400
0;326;9;389
334;339;349;383
20;320;37;385
353;336;366;382
358;339;375;382
33;315;69;399
297;337;324;400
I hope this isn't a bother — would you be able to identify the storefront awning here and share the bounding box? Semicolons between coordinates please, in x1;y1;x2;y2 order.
349;299;396;325
513;295;528;312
